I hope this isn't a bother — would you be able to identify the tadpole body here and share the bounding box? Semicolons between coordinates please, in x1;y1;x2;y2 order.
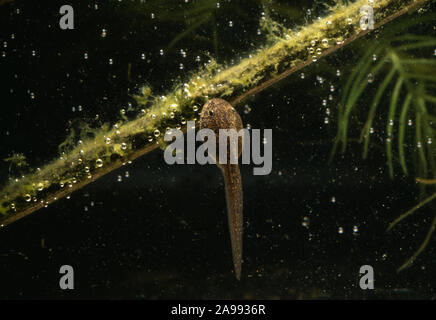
199;98;244;280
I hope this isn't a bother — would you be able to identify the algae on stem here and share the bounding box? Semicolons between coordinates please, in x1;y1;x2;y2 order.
0;0;430;226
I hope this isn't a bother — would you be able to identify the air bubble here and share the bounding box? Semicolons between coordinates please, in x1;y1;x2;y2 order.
96;159;104;168
302;216;310;228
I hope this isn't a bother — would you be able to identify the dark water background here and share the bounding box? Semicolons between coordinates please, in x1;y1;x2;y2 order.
0;0;435;299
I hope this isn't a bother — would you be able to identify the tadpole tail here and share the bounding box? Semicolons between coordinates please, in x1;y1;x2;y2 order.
221;163;243;280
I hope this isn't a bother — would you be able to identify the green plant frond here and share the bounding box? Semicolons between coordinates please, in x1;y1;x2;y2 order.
333;26;436;271
165;13;212;52
361;67;396;159
332;35;436;177
387;76;404;178
398;93;413;175
329;45;384;161
397;214;436;272
387;190;436;232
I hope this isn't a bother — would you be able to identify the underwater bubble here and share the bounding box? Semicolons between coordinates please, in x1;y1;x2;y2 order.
216;2;220;8
141;53;145;60
37;182;44;191
117;175;122;182
193;105;199;112
389;119;394;126
151;13;155;19
31;50;36;57
105;137;111;144
96;159;104;168
300;73;305;79
316;48;322;55
324;117;329;124
228;21;233;27
109;58;113;65
336;69;341;77
322;38;329;47
372;54;377;61
367;73;374;83
147;136;153;142
125;171;130;178
428;138;432;145
330;85;335;92
246;123;251;130
370;127;374;134
408;119;413;126
244;105;252;114
153;129;160;137
181;117;186;125
326;108;330;115
179;63;184;70
347;18;352;25
322;99;327;106
338;227;344;234
24;194;31;202
3;41;7;48
159;49;164;55
331;196;336;203
101;29;107;37
316;76;324;84
302;216;310;228
434;49;436;56
121;142;127;150
353;225;359;233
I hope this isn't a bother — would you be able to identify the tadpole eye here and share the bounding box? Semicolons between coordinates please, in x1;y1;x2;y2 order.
209;110;214;116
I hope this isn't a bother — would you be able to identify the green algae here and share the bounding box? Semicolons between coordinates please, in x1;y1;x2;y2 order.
0;0;429;225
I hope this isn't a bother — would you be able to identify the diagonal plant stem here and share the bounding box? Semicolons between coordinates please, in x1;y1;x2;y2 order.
0;0;430;227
